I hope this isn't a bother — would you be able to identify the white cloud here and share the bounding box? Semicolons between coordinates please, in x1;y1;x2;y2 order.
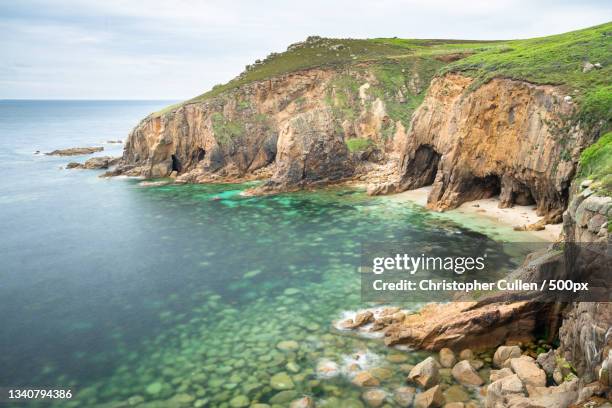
0;0;610;99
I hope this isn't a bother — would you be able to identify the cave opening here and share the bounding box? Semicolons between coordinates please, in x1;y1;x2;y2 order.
196;148;206;162
171;154;182;172
511;184;536;206
471;174;501;199
403;144;441;188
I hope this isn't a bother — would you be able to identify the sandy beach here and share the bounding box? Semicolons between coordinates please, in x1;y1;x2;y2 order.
389;186;563;242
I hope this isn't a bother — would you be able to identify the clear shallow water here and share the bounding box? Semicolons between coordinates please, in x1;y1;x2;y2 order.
0;101;531;407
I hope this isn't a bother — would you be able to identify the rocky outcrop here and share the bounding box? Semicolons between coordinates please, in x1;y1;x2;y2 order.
46;146;103;156
397;74;593;217
557;187;611;385
383;299;550;351
67;156;120;170
115;63;425;190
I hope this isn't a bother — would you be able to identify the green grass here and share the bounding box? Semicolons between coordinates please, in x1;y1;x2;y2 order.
211;113;245;145
578;131;612;193
346;138;374;152
152;22;611;139
447;22;612;130
152;36;498;116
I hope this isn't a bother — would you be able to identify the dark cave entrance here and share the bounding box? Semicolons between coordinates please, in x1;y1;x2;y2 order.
171;154;182;172
196;148;206;162
403;144;441;188
510;184;536;206
471;174;501;199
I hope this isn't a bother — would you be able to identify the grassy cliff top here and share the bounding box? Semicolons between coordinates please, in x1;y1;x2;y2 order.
447;22;611;130
154;37;500;115
155;22;611;123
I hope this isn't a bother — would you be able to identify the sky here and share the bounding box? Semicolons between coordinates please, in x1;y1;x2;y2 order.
1;1;610;100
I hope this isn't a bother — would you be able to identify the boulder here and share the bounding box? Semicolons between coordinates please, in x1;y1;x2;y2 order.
443;385;469;403
444;403;464;408
509;356;546;387
451;360;484;386
394;386;416;407
408;357;440;389
485;374;525;408
439;348;457;368
468;359;484;370
459;350;474;361
342;311;374;329
384;299;549;350
490;368;513;382
536;350;556;376
352;371;380;387
414;385;444;408
493;345;521;368
362;389;386;407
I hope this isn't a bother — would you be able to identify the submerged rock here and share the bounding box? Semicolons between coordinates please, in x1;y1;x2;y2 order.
352;371;380;387
270;390;298;404
439;348;456;368
270;372;295;390
316;360;340;378
290;396;315;408
394;386;416;407
277;340;300;351
362;389;386;407
229;395;250;408
414;385;444;408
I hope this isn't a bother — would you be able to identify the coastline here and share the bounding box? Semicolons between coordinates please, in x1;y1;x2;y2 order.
386;186;562;242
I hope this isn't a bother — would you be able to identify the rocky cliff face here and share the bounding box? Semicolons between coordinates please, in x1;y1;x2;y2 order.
558;187;611;384
114;61;430;190
117;69;594;222
396;73;593;217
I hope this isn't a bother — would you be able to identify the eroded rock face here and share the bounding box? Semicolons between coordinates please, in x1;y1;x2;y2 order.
253;107;353;193
384;299;550;351
398;74;592;217
558;191;612;384
117;65;416;190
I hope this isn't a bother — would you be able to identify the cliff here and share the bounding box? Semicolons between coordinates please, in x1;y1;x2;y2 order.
113;24;610;218
396;74;589;217
108;23;611;403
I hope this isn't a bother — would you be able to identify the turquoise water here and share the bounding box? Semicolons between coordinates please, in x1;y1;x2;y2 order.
0;101;531;407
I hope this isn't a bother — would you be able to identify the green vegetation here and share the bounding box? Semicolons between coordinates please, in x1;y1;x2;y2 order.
153;22;611;150
578;131;612;192
346;138;373;152
447;22;612;131
151;36;499;116
211;113;245;145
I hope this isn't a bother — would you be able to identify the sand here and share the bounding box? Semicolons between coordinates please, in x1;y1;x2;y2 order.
389;186;562;242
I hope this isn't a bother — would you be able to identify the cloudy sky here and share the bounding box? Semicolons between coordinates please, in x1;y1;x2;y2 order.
1;1;610;100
